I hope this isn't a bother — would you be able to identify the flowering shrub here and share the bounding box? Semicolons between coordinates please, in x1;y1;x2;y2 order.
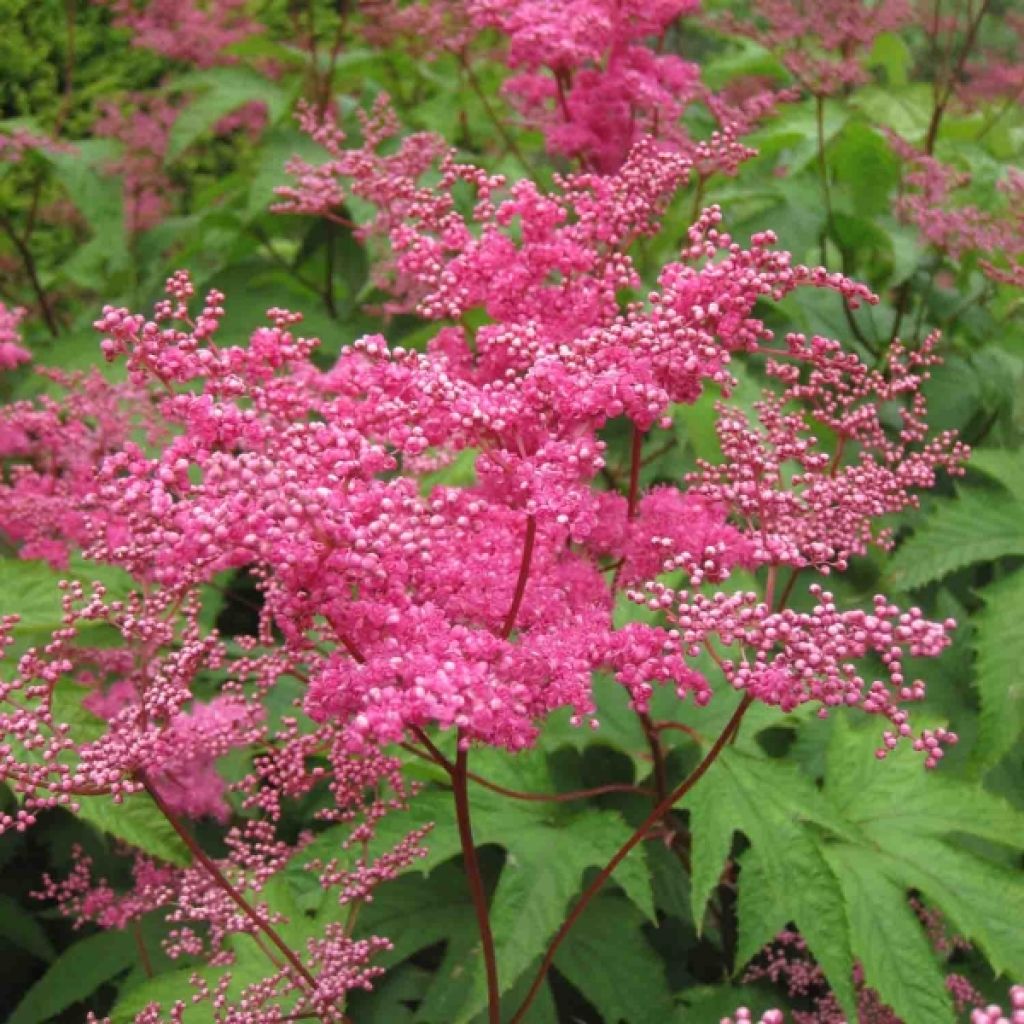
0;2;1022;1023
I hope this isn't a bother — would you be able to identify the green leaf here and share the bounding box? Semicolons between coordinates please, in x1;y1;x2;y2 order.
972;572;1024;772
246;126;328;219
824;717;1024;848
76;793;190;866
166;67;290;162
888;489;1024;589
348;964;432;1024
875;835;1024;978
553;894;673;1024
969;448;1024;503
687;749;856;1018
673;984;784;1022
455;805;654;1023
867;33;911;87
40;140;126;241
823;845;953;1024
353;859;478;971
0;894;57;962
830;121;900;215
9;929;137;1024
0;556;135;646
824;719;1024;977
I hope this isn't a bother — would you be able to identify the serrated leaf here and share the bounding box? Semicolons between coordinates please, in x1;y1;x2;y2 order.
972;572;1024;771
874;836;1024;978
455;805;655;1023
76;793;190;866
553;894;673;1024
166;68;289;162
690;745;856;929
687;750;856;1018
888;489;1024;589
969;449;1024;503
824;720;1024;979
10;929;137;1024
823;844;953;1024
824;717;1024;848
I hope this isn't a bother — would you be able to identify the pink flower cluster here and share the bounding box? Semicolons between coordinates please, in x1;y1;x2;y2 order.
0;48;975;1014
469;0;705;171
744;927;990;1023
357;0;789;173
972;988;1024;1024
889;135;1024;290
715;0;911;95
722;1011;785;1024
102;0;256;68
94;94;181;235
0;302;30;371
0;368;154;566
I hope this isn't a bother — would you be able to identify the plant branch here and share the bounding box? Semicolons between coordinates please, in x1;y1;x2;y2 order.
0;212;60;336
457;51;533;178
401;742;653;802
501;513;537;638
452;745;501;1024
508;693;755;1023
142;778;322;1000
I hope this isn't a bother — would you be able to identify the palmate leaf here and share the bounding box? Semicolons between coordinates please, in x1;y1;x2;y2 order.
823;845;953;1024
685;749;857;1018
875;836;1024;979
552;894;673;1024
824;719;1024;979
888;489;1024;589
824;716;1024;846
972;571;1024;772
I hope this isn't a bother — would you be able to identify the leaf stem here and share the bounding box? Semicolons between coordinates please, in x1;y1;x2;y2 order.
507;693;754;1024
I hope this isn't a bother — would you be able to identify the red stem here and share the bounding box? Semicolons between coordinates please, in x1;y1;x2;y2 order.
142;779;322;999
507;694;754;1024
626;423;644;520
401;742;652;802
452;745;502;1024
501;514;537;639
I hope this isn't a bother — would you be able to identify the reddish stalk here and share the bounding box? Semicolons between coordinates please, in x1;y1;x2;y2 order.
652;720;703;743
401;742;651;802
142;779;321;999
131;919;154;978
639;711;669;804
508;694;754;1024
452;745;502;1024
626;422;645;520
0;213;60;337
501;514;537;638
